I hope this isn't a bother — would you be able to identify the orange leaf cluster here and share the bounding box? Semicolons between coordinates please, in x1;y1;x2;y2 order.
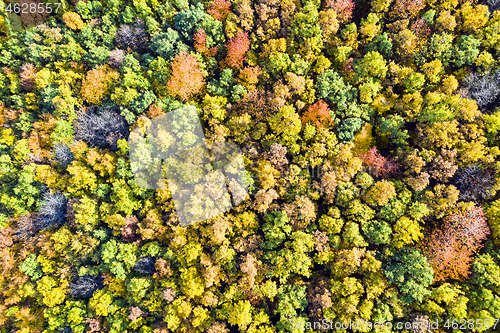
422;206;490;282
390;0;426;20
358;146;399;177
194;29;217;57
238;66;262;86
166;51;206;102
301;100;333;128
81;64;119;105
207;0;232;21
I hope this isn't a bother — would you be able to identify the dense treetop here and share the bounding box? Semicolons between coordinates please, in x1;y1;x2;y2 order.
0;0;500;332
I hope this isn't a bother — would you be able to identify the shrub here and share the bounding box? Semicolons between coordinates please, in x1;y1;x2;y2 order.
69;275;104;299
74;106;129;152
115;19;149;52
453;165;497;203
52;143;74;168
134;255;156;275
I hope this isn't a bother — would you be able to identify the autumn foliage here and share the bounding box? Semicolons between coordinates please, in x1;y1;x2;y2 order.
193;29;217;57
422;206;490;281
207;0;232;21
389;0;426;20
326;0;355;23
224;32;251;69
301;100;333;128
167;50;206;101
358;147;399;177
81;65;120;105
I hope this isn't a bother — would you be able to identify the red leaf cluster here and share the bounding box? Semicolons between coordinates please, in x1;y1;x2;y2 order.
207;0;232;21
301;100;333;128
422;206;490;282
411;18;431;38
358;147;399;178
194;29;217;57
326;0;355;23
225;32;251;69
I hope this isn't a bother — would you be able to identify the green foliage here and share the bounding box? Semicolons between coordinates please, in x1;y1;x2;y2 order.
150;28;188;61
316;70;373;141
383;248;434;304
262;211;292;250
19;254;43;281
362;220;392;245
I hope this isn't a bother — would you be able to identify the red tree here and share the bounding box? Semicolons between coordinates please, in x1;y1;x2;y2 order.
207;0;232;21
358;147;399;178
301;100;333;128
326;0;355;23
224;32;251;69
422;206;490;281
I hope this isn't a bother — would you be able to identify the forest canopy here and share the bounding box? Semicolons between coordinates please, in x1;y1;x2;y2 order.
1;0;500;332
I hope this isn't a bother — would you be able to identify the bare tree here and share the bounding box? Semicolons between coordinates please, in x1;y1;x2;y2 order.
483;0;500;13
69;275;103;299
35;192;68;230
115;19;149;52
52;143;74;168
74;106;129;151
453;165;496;203
13;214;37;241
109;49;125;69
134;256;156;275
464;70;500;111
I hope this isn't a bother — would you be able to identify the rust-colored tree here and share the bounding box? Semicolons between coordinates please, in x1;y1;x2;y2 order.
301;100;333;128
20;63;37;91
358;147;399;178
389;0;426;20
326;0;355;23
166;50;207;101
422;206;490;281
224;32;251;70
208;0;232;21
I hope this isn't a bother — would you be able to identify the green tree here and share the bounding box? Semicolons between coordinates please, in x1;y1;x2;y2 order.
383;248;433;304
